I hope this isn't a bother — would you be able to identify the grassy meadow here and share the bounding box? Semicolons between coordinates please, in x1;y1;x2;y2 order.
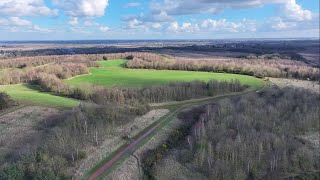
66;60;264;89
0;84;79;108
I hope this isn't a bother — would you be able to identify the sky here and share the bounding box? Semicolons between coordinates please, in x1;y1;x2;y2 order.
0;0;319;40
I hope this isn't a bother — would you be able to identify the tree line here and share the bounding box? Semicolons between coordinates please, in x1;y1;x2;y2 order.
88;80;245;104
0;62;91;85
142;87;320;179
0;52;160;69
126;56;320;80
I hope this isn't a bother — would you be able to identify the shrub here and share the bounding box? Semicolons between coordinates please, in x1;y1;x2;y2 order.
0;164;25;180
34;168;57;180
0;92;15;110
78;150;87;159
71;87;89;100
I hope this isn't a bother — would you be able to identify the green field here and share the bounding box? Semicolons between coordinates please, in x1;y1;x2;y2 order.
0;84;79;108
0;59;263;108
66;60;264;89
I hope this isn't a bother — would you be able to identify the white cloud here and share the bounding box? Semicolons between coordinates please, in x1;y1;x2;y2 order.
9;17;33;26
0;17;32;26
84;20;99;26
167;21;200;33
201;18;256;32
68;17;78;26
0;0;58;17
31;25;53;33
151;0;313;23
69;26;91;34
282;0;312;21
151;23;162;29
7;25;53;33
151;11;173;22
0;16;54;34
181;22;199;32
54;0;109;17
167;21;179;32
99;26;109;32
271;17;297;30
128;19;144;29
124;2;141;8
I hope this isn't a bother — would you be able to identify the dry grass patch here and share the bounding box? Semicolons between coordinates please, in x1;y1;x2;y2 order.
269;78;320;93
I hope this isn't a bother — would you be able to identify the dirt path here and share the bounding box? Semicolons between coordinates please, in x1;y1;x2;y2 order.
88;107;181;180
73;109;169;179
87;83;268;179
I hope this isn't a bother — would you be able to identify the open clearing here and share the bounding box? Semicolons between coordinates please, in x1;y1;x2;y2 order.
66;60;264;89
0;84;79;108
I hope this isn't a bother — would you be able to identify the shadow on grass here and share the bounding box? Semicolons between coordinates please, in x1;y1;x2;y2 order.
118;60;128;68
23;84;42;91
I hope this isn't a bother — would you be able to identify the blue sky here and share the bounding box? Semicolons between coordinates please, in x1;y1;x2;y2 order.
0;0;319;40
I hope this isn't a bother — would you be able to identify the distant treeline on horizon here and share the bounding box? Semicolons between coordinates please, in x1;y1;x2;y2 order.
0;38;318;44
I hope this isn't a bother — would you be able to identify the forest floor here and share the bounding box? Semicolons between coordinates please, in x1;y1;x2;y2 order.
0;106;58;164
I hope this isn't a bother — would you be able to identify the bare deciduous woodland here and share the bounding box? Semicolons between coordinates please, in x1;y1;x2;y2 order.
144;88;320;180
127;55;320;80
